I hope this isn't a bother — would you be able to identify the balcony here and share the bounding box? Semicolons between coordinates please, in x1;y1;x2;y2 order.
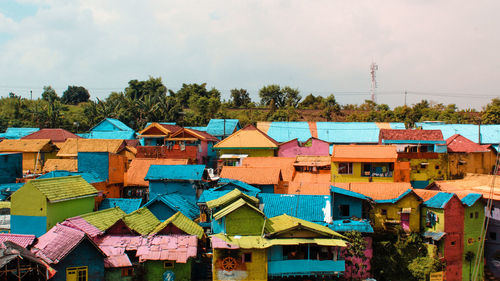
136;146;197;160
397;152;439;159
268;259;345;277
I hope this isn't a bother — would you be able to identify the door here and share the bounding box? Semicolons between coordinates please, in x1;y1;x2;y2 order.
400;213;410;232
66;266;88;281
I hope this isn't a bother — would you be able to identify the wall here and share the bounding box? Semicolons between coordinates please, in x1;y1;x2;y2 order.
51;239;104;281
219;149;275;157
0;153;22;183
448;151;497;178
22;151;57;173
11;183;47;235
420;207;445;233
407;155;448;188
278;139;329;157
104;268;134;281
78;152;109;181
46;196;95;230
462;201;484;281
443;197;464;281
213;248;267;281
10;215;47;236
225;205;265;236
206;142;218;168
371;194;421;232
331;162;394;183
144;260;192;281
332;193;363;220
108;153;126;184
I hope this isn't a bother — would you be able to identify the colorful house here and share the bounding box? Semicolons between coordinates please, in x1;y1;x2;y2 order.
446;134;497;178
143;193;199;220
219;166;284;193
206;119;242;140
136;122;182;147
240;157;296;191
166;128;219;167
42;158;78;173
80;117;136;140
21;128;81;148
11;176;98;236
78;151;127;198
293;155;331;173
56;138;127;158
331;145;399;183
198;179;261;205
145;164;208;200
278;137;330;157
0;152;22;184
0;139;57;173
213;124;279;158
32;223;106;281
459;192;484;281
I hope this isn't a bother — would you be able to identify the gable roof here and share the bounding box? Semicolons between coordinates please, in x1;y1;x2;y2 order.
56;139;126;157
330;186;371;201
0;234;36;248
333;182;416;203
206;119;241;137
460;193;483;207
259;122;313;142
0;128;39;139
213;198;265;221
241;157;295;182
258;193;332;224
42;159;78;173
22;128;81;143
150;212;204;239
206;189;259;209
379;129;444;142
216;178;261;194
143;193;199;220
138;122;183;136
0;139;55;152
332;145;397;162
170;128;219;142
38;170;104;183
214;124;279;149
422;192;456;209
266;214;343;238
446;134;492;153
99;198;142;214
123;207;161;235
79;207;127;231
219;166;282;185
125;158;189;186
145;165;206;181
92;118;134;132
61;216;104;238
23;176;98;202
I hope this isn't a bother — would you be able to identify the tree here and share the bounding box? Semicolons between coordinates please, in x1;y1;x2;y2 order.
259;85;301;109
322;94;341;121
171;83;219;108
41;86;59;102
230;88;252;108
407;257;444;281
125;77;167;100
282;86;301;107
482;98;500;124
299;94;324;109
61;86;90;104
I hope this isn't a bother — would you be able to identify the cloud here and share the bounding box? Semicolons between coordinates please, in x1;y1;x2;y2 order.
0;0;498;109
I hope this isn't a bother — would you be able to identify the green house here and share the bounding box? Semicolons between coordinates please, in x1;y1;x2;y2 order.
461;193;484;281
11;176;98;236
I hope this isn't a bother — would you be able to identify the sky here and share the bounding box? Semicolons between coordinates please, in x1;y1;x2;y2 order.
0;0;499;109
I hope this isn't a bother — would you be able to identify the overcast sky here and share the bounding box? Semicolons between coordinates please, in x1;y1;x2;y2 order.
0;0;499;109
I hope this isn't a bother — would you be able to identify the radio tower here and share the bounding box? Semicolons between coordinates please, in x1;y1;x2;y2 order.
370;62;378;103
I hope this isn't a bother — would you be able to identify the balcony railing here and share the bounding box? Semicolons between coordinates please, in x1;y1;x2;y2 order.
268;259;345;277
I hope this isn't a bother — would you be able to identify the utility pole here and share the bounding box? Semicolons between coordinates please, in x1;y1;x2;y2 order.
30;90;32;100
404;90;407;106
370;62;378;103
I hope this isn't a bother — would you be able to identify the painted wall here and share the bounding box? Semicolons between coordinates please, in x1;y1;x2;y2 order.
146;201;177;221
51;239;104;281
278;139;330;157
10;215;47;236
46;196;95;230
448;151;497;178
371;195;421;232
225;205;265;236
108;153;126;184
149;181;197;201
218;149;275;157
343;236;373;280
420;207;445;233
407;156;448;186
144;260;192;281
104;268;134;281
462;201;484;281
79;152;109;181
332;193;363;220
331;162;394;183
443;197;464;281
23;151;57;173
11;183;47;235
0;153;22;183
213;249;267;281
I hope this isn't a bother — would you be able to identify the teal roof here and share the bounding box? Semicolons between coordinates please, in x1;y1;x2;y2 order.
38;170;104;183
145;165;206;181
328;219;374;233
266;122;311;142
99;198;142;214
258;193;331;224
0;183;23;200
198;190;233;204
185;126;208;131
423;231;446;241
0;128;39;139
374;189;416;204
461;193;482;207
316;122;406;143
217;178;261;194
423;192;454;209
417;123;500;145
206;119;240;137
330;186;371;201
143;193;199;220
95;118;134;132
84;131;136;140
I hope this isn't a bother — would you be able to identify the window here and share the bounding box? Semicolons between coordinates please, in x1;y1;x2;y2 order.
381;209;387;216
338;163;353;174
475;212;479;219
66;267;88;281
121;268;134;277
490;232;497;240
435;165;440;170
164;261;174;269
243;253;252;263
451;241;456;246
470;213;474;219
340;205;350;217
420;163;429;169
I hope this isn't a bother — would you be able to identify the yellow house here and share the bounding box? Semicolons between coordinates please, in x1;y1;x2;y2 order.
331;145;398;183
0;139;57;173
213;125;279;158
446;134;497;178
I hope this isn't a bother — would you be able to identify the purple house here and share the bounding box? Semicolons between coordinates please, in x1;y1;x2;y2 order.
278;137;330;157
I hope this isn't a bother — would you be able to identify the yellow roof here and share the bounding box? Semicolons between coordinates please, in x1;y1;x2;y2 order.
214;125;278;149
56;139;125;157
42;159;78;172
0;139;54;152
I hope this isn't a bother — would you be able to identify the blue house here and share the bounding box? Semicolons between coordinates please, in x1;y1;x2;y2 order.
206;119;241;140
145;165;208;201
0;152;22;184
79;118;135;139
0;128;39;139
143;193;199;220
98;198;142;214
330;186;374;233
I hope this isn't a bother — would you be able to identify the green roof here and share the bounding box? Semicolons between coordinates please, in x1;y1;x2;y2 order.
206;189;259;209
266;214;344;238
80;207;126;231
124;207;161;235
213;198;264;221
150;212;205;239
212;234;347;249
27;175;98;202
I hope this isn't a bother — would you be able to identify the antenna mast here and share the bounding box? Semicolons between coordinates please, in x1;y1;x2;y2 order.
370;62;378;103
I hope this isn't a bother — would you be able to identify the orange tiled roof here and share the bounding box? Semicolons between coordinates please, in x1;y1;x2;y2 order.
287;172;332;195
125;158;189;186
214;125;279;149
219;166;282;185
413;189;440;201
241;157;295;182
333;182;413;201
332;145;397;162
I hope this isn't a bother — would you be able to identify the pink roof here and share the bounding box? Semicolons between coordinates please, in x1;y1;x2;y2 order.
61;217;104;238
32;224;86;264
210;236;240;249
446;134;491;153
0;234;36;248
104;255;132;268
97;235;197;264
22;128;81;143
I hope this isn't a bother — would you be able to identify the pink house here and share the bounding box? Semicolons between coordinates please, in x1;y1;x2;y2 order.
278;137;330;157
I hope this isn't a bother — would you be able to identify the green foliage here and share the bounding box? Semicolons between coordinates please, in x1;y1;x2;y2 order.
41;86;59;102
172;83;219;108
61;86;90;105
344;231;368;280
482;98;500;124
299;94;324;109
125;77;166;100
321;94;341;121
230;88;252;108
259;84;301;109
407;257;444;280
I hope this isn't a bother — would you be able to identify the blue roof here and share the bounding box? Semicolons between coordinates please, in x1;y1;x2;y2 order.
206;119;240;137
390;123;406;129
0;183;23;200
258;193;331;224
84;131;136;140
143;193;199;220
317;122;382;143
0;128;39;139
38;170;105;183
461;193;483;207
327;219;374;233
423;192;454;208
145;165;206;181
265;122;311;142
99;198;142;214
198;189;233;204
330;186;371;201
198;182;260;203
217;178;261;194
416;123;500;145
374;189;416;204
94;118;134;132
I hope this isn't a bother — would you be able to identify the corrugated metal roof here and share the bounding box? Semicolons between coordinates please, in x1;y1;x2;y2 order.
123;207;161;235
143;193;199;220
214;124;279;149
422;192;455;209
104;255;132;268
265;122;312;142
95;118;134;132
211;234;346;249
42;159;78;173
460;193;482;207
145;165;206;181
79;207;126;231
99;198;142;214
206;119;240;137
328;219;374;233
38;170;104;183
219;166;281;185
266;214;343;238
332;145;397;162
446;134;491;153
415;123;500;144
206;189;259;209
317;122;381;143
150;212;204;239
422;231;446;241
57;139;126;157
379;129;444;142
258;193;331;224
0;201;10;209
32;224;88;264
198;190;233;204
185;126;207;131
0;128;39;139
170;128;219;142
0;139;54;152
213;198;264;221
145;122;176;127
22;175;98;202
0;234;36;248
138;123;182;136
126;158;188;186
330;186;371;200
241;157;295;182
216;178;261;194
61;217;104;238
333;183;414;202
287;172;331;195
21;129;81;143
85;131;136;140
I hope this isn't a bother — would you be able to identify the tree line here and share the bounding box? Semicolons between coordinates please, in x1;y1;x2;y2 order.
1;76;498;132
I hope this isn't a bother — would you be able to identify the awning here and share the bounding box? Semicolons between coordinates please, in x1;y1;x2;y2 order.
422;231;446;241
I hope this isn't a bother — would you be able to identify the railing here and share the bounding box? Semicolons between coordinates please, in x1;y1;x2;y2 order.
268;259;345;277
136;146;197;160
397;152;439;159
